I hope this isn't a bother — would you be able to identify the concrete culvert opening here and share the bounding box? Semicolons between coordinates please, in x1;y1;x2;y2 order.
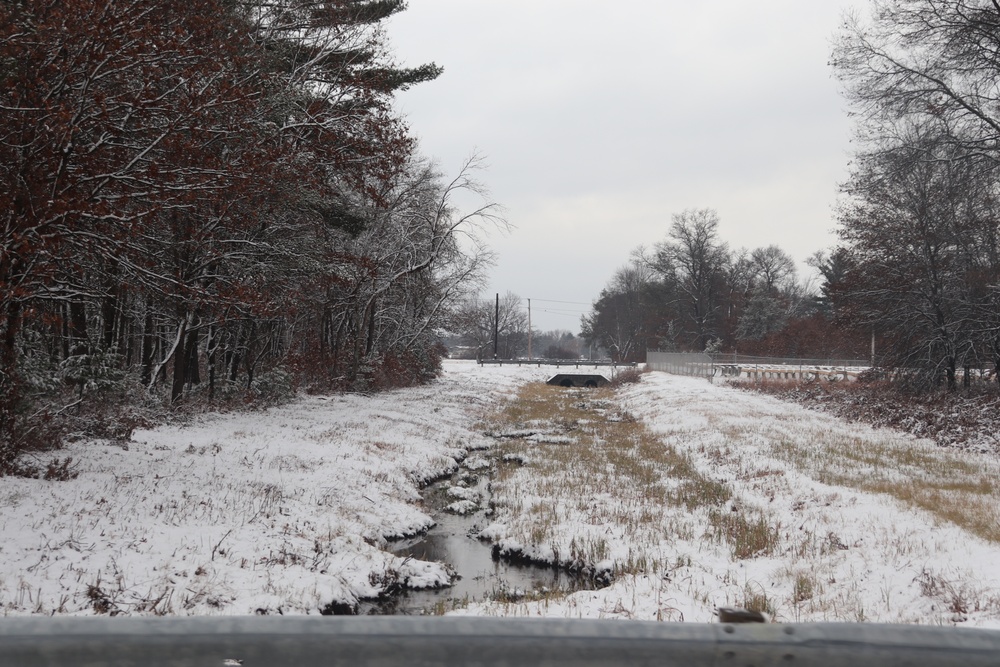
547;374;610;388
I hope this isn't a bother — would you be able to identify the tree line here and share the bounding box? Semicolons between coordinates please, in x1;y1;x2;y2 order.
1;1;501;465
580;209;867;364
587;1;1000;391
833;0;1000;389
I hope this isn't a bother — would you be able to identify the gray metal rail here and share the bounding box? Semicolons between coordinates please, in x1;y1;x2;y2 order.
2;617;1000;667
478;359;638;368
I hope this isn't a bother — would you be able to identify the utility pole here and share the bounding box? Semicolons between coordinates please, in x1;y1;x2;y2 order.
871;326;876;368
493;293;499;360
527;298;532;360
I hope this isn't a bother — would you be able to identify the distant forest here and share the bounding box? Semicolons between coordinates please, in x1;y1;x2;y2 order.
581;208;864;364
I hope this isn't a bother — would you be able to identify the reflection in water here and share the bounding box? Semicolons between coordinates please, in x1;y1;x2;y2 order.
361;469;591;615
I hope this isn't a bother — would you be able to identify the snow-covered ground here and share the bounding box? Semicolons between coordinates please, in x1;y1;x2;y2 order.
0;362;547;616
3;360;999;627
464;371;1000;627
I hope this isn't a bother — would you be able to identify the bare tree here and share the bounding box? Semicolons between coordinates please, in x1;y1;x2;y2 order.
735;245;812;342
833;2;1000;388
581;260;656;362
838;127;996;388
453;292;526;360
349;155;506;371
653;209;730;350
833;1;1000;156
750;245;797;294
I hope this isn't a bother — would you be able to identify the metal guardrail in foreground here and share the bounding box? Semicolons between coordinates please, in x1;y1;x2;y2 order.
2;617;1000;667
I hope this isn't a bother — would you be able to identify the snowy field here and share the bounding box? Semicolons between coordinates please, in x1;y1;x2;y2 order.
467;371;1000;627
2;360;999;627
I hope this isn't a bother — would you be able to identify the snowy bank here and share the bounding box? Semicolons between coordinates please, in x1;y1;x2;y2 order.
0;361;548;616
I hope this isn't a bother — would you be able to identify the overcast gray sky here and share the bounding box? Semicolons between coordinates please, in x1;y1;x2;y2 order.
387;1;864;332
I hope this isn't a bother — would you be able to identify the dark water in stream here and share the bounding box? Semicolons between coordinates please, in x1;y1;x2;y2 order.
359;465;591;615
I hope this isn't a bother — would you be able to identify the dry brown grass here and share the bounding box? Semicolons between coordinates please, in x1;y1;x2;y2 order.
741;582;777;617
707;508;781;560
772;431;1000;544
491;383;722;507
485;382;777;577
745;379;1000;453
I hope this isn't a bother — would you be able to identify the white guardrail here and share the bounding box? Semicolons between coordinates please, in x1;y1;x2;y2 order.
2;617;1000;666
646;352;871;382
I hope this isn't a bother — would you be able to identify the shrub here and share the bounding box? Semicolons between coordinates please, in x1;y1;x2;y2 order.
60;350;127;395
250;368;295;402
0;411;67;478
609;367;645;388
362;345;445;392
543;344;577;360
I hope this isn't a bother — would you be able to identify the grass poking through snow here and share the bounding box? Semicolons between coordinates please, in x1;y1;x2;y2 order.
480;381;771;588
462;370;1000;627
770;431;1000;544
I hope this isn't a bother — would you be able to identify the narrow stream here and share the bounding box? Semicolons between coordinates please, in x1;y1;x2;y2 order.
360;458;592;615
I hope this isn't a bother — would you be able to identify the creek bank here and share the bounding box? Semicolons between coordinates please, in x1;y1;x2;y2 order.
356;452;600;615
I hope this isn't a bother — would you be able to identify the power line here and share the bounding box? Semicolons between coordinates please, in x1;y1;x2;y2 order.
447;296;593;309
529;298;592;306
535;308;587;319
537;307;588;315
